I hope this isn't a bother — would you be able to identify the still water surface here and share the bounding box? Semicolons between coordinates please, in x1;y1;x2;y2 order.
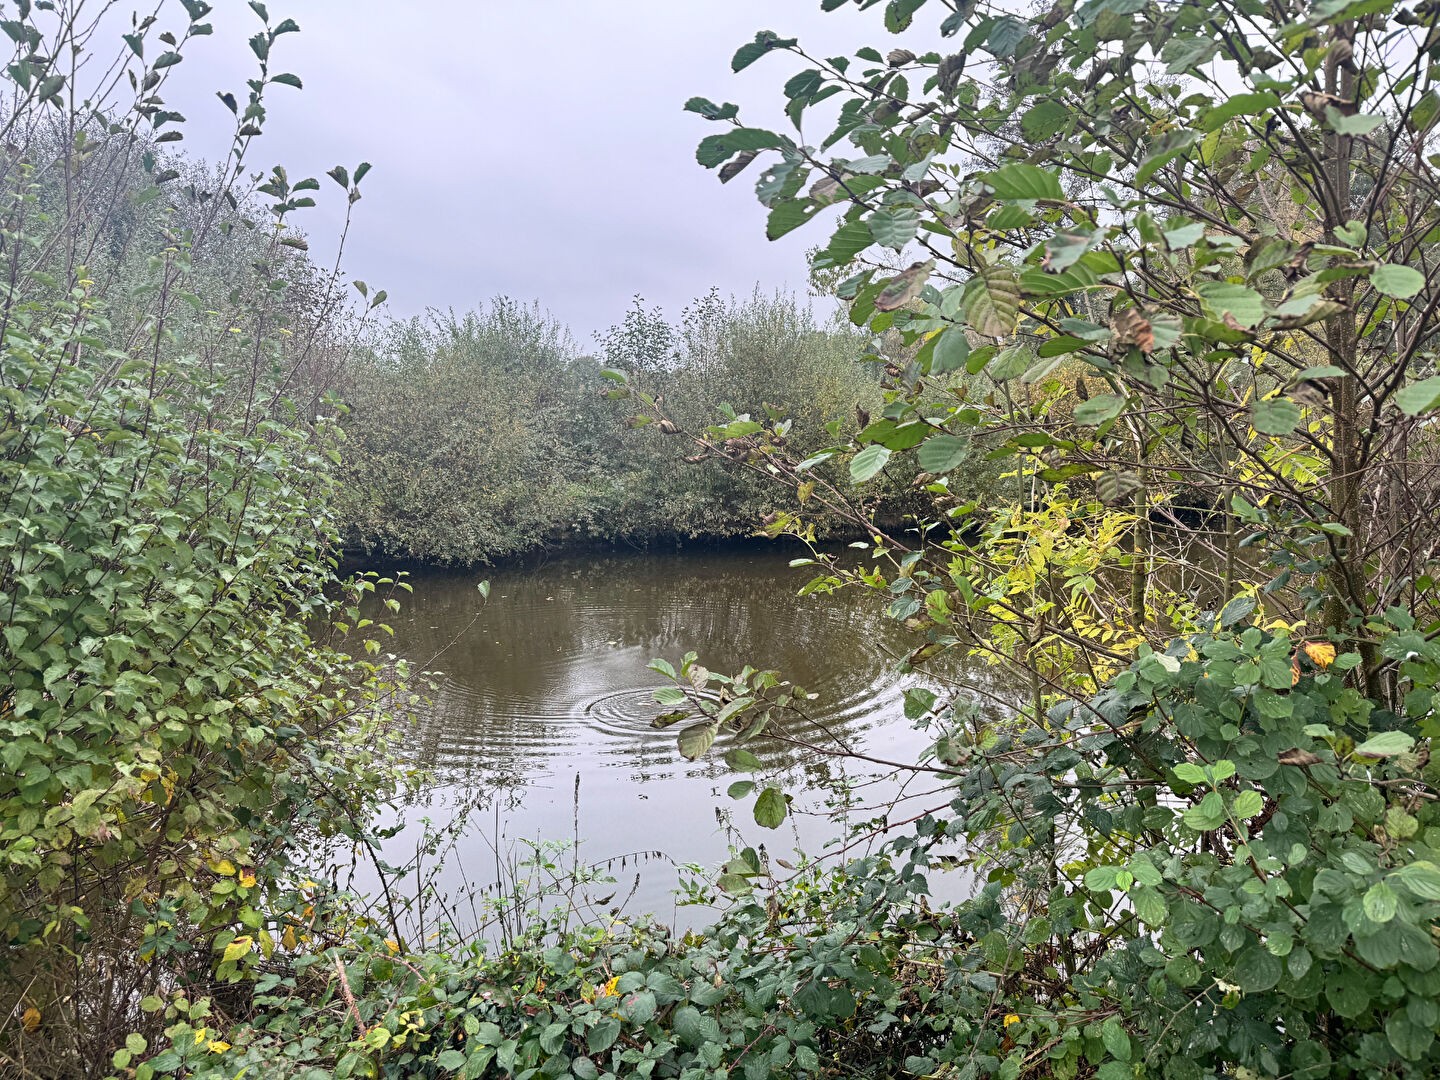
376;545;956;926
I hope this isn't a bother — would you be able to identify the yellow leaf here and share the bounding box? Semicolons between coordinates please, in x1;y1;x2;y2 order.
21;1006;40;1032
211;858;236;877
602;975;620;998
1003;1014;1020;1027
1303;641;1337;669
385;939;400;954
221;936;253;964
282;925;297;950
207;1040;232;1054
238;870;256;888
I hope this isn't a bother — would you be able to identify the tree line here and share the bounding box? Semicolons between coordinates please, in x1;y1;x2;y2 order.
332;288;913;565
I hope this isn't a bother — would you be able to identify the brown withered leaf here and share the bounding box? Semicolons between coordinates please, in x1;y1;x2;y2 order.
873;261;934;312
808;174;841;202
1277;748;1322;767
1111;306;1155;354
719;150;758;184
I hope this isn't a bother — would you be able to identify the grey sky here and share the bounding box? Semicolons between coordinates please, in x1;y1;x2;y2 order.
167;1;919;348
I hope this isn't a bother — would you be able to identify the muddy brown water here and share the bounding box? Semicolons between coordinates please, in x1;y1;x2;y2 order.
363;545;979;931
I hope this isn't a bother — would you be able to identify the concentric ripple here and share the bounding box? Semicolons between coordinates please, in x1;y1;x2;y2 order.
381;549;921;782
369;547;978;922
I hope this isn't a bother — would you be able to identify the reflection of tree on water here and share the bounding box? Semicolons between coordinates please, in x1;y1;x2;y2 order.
363;547;1034;923
375;548;919;789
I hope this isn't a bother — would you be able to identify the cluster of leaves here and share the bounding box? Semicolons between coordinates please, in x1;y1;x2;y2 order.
119;842;1062;1080
0;3;417;1075
620;0;1440;1075
676;0;1440;658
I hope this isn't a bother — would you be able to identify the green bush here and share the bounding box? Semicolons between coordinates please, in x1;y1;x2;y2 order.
333;290;925;564
0;4;412;1074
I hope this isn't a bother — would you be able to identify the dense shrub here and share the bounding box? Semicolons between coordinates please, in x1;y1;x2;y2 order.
0;5;412;1074
332;290;974;565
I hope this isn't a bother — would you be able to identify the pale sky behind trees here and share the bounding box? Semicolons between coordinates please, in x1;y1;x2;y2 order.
163;1;926;344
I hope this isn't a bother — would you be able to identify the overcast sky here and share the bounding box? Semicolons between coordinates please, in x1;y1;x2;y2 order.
159;1;923;348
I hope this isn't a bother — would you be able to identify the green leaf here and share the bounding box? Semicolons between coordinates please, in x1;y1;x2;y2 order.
1363;881;1399;923
1073;394;1126;426
1388;1013;1436;1061
1021;99;1070;140
696;128;785;168
1392;860;1440;900
1196;281;1264;328
435;1049;467;1072
1335;220;1367;248
766;200;820;240
1163;221;1205;249
1354;731;1416;758
725;748;764;771
1183;790;1226;830
1232;789;1264;819
917;434;968;473
754;786;789;828
732;31;797;72
1251;397;1302;435
677;722;717;761
1326;107;1383;135
1100;1018;1131;1062
1218;594;1257;628
1172;762;1208;785
684;96;739;121
868;208;919;250
931;329;970;373
1084;866;1119;890
623;990;658;1024
1371;263;1425;299
850;444;891;482
964;265;1021;338
1235;949;1283;993
990;344;1033;381
1395;376;1440;416
1200;91;1280;132
982;163;1064;201
587;1017;621;1054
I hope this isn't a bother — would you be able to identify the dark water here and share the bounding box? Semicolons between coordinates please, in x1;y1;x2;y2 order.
373;545;968;928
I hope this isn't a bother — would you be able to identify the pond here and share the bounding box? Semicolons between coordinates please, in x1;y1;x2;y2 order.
368;544;979;932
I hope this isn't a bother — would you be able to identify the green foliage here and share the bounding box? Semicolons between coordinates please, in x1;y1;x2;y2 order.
646;0;1440;1076
689;0;1440;650
125;847;1032;1080
0;4;412;1074
335;290;919;564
